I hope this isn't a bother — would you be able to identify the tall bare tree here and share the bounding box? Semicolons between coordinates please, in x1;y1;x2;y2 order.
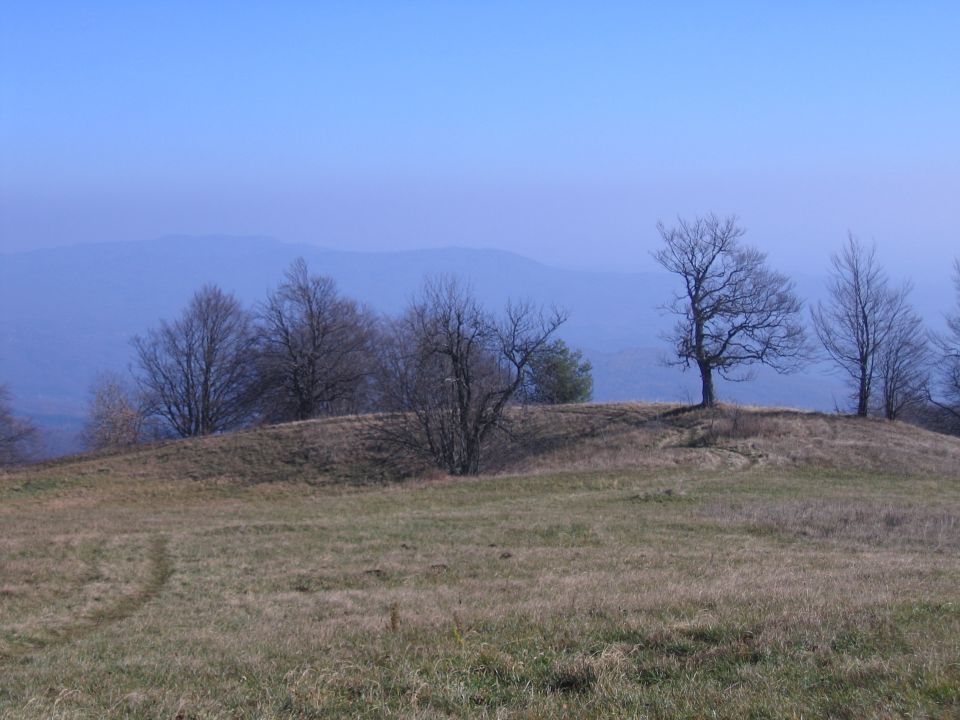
930;259;960;428
875;299;929;421
376;277;566;475
654;214;806;407
0;384;39;466
812;235;906;417
133;285;256;437
256;258;377;421
82;371;147;451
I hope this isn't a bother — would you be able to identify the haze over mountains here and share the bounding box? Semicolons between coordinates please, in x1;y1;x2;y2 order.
2;233;938;456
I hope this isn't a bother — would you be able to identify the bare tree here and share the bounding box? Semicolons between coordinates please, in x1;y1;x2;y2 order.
81;371;147;451
654;214;806;407
376;277;566;475
256;258;377;421
875;300;929;421
930;259;960;428
0;384;39;466
133;285;257;438
812;235;906;417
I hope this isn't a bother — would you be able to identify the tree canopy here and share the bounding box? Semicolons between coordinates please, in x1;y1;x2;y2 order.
654;214;806;406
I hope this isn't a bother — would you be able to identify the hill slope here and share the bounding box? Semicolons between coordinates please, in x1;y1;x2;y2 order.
1;403;959;718
5;403;960;496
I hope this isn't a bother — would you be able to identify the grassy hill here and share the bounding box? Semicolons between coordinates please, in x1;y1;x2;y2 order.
1;404;959;718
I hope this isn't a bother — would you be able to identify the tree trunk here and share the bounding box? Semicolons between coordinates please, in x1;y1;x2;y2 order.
883;388;895;421
698;362;716;407
857;363;870;417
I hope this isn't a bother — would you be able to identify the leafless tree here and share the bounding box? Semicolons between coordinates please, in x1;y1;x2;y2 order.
81;371;148;451
256;258;377;421
930;259;960;429
875;300;929;421
654;214;806;407
812;235;907;417
0;384;40;466
376;277;566;475
133;285;257;437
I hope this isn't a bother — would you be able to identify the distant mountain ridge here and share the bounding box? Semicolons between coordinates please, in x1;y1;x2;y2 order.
1;235;848;455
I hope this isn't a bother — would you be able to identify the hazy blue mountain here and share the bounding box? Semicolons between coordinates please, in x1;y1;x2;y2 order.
2;235;857;456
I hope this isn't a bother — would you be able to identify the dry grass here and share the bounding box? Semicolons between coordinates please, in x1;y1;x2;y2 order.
496;402;960;478
1;403;959;718
11;403;960;493
705;498;960;552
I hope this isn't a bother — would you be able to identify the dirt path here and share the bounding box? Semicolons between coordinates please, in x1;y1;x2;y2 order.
0;534;172;663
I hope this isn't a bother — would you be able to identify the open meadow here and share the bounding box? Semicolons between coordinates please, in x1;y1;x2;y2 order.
1;404;959;719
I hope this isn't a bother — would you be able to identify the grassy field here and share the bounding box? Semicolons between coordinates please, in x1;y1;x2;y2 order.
1;405;959;718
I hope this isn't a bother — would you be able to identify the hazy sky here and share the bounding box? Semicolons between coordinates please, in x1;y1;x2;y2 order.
1;2;958;276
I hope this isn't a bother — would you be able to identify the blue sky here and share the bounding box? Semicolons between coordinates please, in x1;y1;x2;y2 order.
1;1;958;276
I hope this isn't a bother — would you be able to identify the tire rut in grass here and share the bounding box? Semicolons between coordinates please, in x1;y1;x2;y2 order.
0;534;173;663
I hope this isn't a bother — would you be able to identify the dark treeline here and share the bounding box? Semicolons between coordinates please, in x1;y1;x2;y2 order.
5;213;959;474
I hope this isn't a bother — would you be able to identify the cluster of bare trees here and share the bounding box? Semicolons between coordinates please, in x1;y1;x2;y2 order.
119;264;381;444
811;236;928;419
655;215;959;426
805;236;960;425
78;261;580;474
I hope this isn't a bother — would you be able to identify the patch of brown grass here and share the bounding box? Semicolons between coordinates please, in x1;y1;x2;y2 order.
704;498;960;551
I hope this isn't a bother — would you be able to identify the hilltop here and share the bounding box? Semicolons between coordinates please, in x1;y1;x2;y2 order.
5;403;960;493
